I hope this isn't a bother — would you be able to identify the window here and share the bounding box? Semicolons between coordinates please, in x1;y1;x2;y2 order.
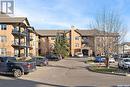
0;48;6;55
75;43;79;47
75;36;79;40
0;36;7;42
0;24;7;30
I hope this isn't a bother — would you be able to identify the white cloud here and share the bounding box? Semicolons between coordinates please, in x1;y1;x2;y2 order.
14;4;93;29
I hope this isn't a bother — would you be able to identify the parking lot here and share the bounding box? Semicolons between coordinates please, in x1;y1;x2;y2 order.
0;58;130;87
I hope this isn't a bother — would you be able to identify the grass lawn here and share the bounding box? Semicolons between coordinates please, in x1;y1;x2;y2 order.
88;66;118;73
85;60;94;63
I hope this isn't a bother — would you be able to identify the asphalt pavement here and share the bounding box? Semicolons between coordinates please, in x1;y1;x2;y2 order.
0;57;130;87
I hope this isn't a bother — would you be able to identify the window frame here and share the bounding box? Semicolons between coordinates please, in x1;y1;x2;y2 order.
75;36;80;40
0;48;6;55
1;24;7;30
0;36;7;42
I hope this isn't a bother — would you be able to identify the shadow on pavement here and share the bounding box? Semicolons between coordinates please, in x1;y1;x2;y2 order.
0;78;68;87
0;73;14;78
0;78;96;87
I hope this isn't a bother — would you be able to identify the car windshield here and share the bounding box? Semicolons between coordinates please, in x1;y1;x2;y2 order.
8;57;17;62
124;59;130;62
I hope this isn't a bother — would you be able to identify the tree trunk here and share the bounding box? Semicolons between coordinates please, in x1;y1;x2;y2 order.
105;57;109;68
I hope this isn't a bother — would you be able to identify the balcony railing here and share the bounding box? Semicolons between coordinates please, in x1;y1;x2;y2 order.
12;28;19;35
12;28;26;37
12;42;20;46
20;31;26;36
12;41;26;48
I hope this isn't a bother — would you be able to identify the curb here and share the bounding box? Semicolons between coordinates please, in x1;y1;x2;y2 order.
87;66;130;76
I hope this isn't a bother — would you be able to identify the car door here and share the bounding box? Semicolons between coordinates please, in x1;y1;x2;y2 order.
0;57;8;72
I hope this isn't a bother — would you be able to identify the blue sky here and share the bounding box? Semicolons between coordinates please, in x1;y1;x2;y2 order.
14;0;130;41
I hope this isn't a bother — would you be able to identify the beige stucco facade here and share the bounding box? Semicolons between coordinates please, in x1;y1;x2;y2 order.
0;16;38;57
0;25;14;56
69;26;82;56
0;14;117;57
37;26;118;57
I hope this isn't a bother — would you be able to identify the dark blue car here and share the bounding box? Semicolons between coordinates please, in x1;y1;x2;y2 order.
94;56;106;62
0;56;36;78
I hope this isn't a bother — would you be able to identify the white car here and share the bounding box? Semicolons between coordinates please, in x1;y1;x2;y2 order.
109;58;115;63
75;52;83;58
118;58;130;69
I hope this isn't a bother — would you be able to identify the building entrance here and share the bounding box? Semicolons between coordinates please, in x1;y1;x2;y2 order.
82;49;88;56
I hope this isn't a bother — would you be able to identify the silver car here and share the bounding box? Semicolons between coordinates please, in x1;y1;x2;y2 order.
118;58;130;69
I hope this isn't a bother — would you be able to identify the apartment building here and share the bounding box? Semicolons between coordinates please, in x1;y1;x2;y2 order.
0;13;38;57
0;13;118;57
118;42;130;54
36;26;119;56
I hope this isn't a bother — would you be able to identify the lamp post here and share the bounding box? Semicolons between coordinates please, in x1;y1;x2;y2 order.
123;43;125;55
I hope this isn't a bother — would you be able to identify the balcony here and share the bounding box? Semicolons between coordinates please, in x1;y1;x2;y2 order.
12;28;19;36
12;41;26;49
12;29;26;38
20;31;26;37
12;41;20;47
82;39;89;44
82;37;89;44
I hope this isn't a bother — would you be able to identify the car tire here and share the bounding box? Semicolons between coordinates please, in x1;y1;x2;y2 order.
122;65;125;70
118;64;122;69
13;69;22;78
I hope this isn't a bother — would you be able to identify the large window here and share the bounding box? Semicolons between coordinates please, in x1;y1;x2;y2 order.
0;24;7;30
83;37;89;42
0;48;6;55
0;36;7;42
75;36;79;40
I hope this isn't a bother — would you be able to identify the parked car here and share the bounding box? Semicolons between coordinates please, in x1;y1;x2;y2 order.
46;53;61;61
0;56;36;78
33;56;48;66
75;52;83;58
113;54;120;61
109;58;116;63
94;56;106;62
118;58;130;69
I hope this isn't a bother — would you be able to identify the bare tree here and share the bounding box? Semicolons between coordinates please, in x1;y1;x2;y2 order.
90;9;127;68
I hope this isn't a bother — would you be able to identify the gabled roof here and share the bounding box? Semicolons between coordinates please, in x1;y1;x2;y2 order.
36;30;69;36
75;29;98;36
0;17;27;23
76;29;119;36
0;13;30;26
36;29;119;37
